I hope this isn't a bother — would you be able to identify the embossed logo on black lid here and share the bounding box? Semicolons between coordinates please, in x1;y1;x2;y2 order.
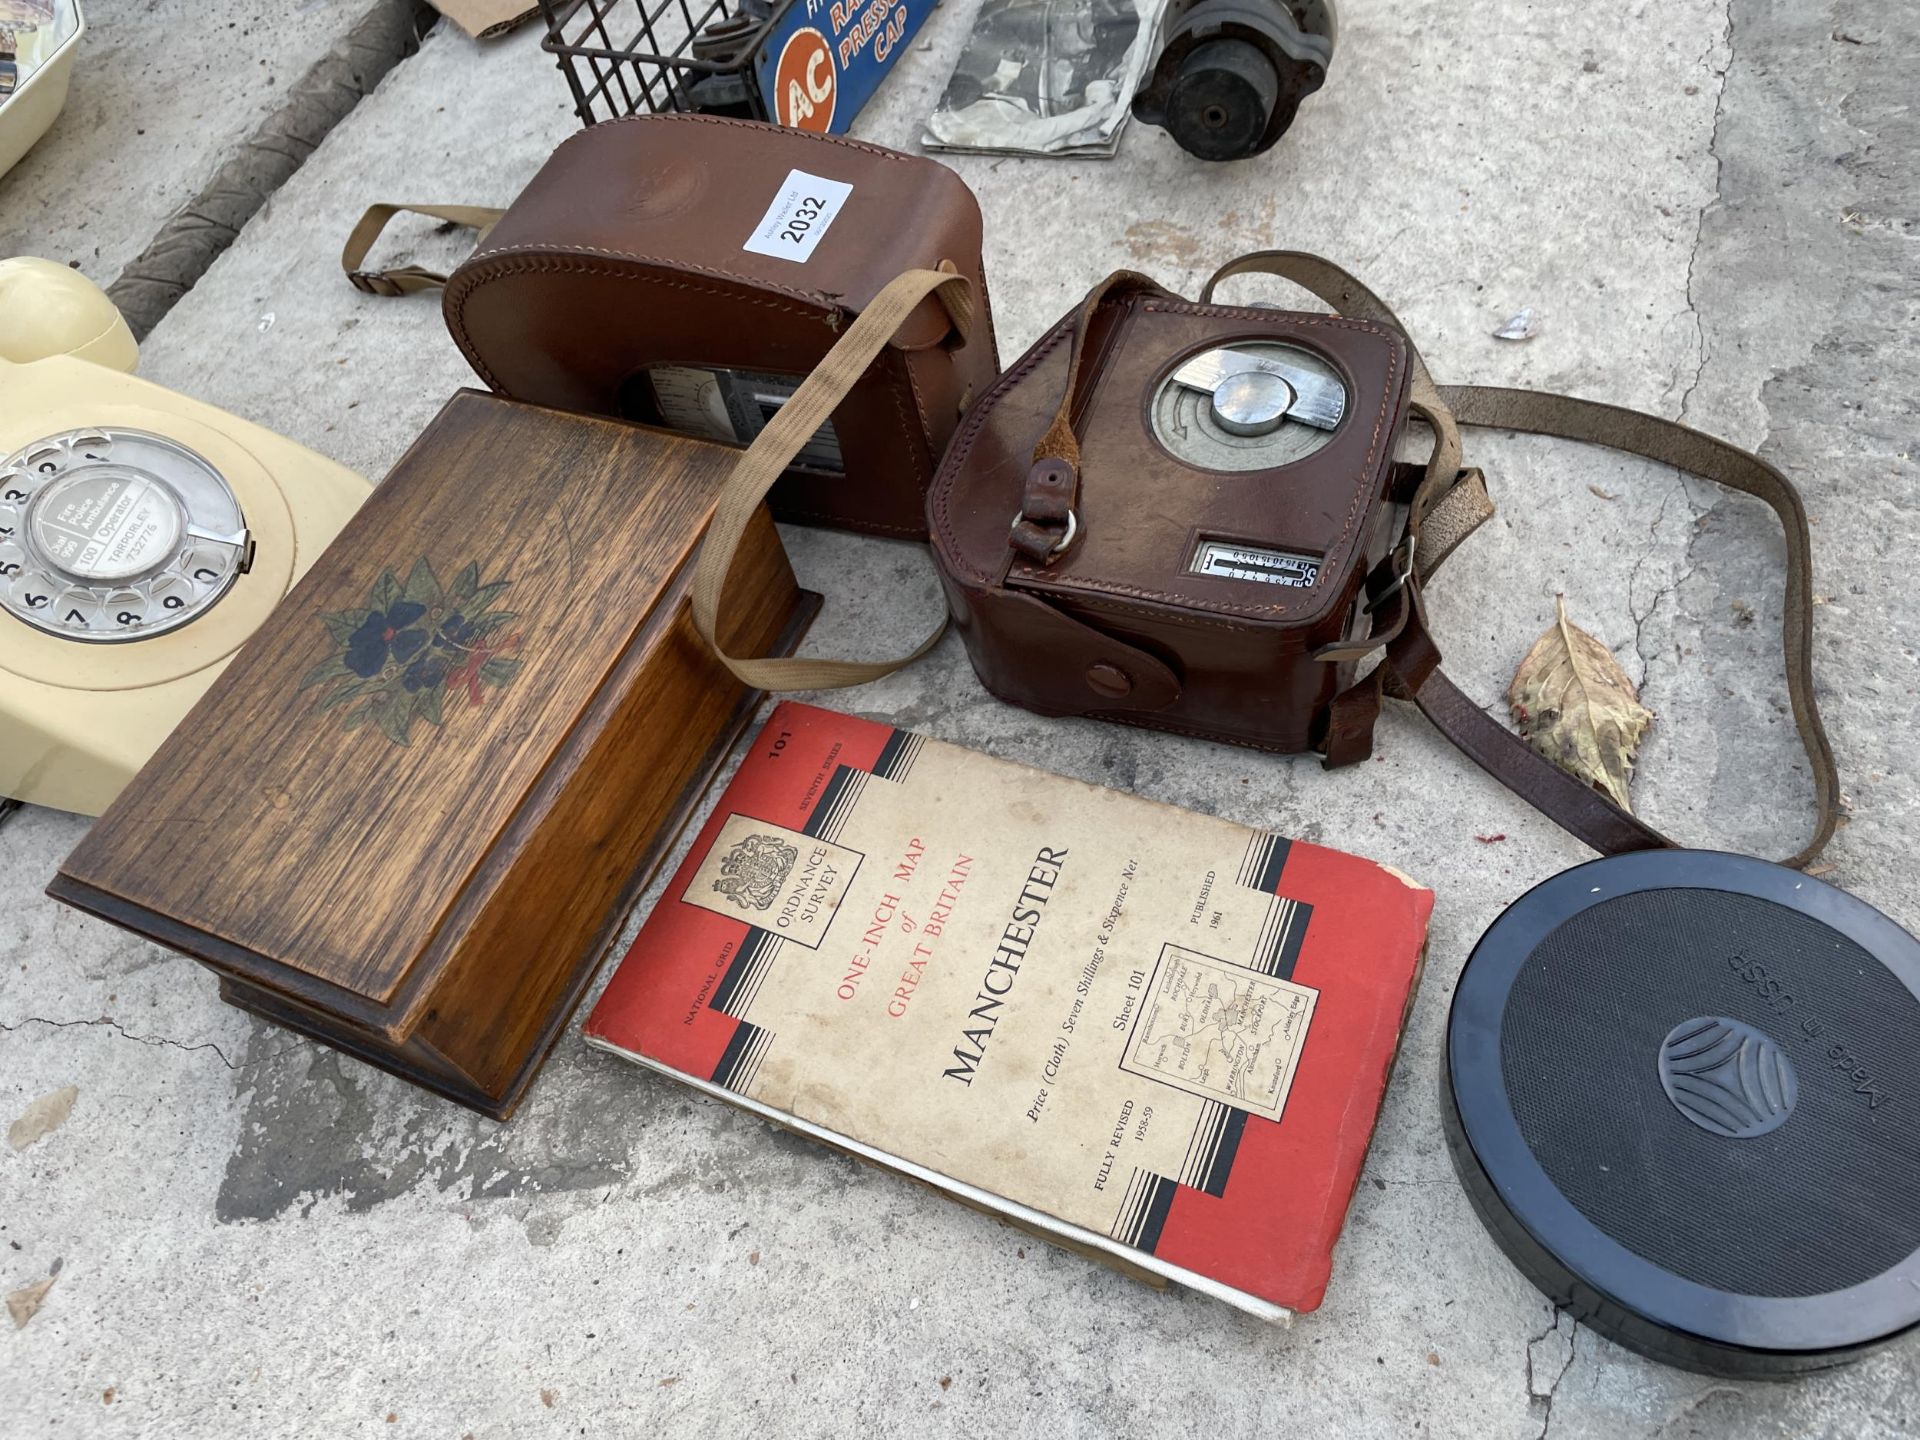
1659;1016;1798;1139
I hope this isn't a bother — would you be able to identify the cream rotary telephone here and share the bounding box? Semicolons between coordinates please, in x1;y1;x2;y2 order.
0;257;371;814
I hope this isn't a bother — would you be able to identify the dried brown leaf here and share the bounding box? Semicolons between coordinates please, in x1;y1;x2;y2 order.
1508;597;1653;810
7;1274;55;1329
9;1085;78;1151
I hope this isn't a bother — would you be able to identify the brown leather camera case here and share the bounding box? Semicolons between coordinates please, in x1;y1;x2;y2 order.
692;248;1838;874
929;278;1413;753
441;114;999;539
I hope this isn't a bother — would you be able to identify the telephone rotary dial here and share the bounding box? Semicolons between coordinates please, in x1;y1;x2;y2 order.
0;257;371;815
1;427;254;641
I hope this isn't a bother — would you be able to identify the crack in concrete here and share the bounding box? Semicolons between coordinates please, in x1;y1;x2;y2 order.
1636;0;1736;714
1676;0;1737;423
1523;1306;1577;1440
0;1014;237;1069
1628;481;1709;690
1627;485;1679;687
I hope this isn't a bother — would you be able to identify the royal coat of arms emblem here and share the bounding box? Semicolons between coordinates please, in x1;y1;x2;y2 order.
712;832;798;911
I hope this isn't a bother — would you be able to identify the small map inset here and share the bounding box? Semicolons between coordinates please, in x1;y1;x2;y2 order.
1120;944;1318;1123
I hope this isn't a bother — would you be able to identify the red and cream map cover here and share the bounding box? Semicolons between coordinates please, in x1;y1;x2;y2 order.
587;703;1433;1320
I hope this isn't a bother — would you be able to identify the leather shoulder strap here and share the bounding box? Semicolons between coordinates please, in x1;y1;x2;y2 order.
1421;383;1837;868
1202;252;1838;869
1013;270;1165;564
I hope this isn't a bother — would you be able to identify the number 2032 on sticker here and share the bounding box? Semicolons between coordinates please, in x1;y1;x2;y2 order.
742;169;854;263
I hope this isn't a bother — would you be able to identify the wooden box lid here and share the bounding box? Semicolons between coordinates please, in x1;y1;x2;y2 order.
52;391;760;1035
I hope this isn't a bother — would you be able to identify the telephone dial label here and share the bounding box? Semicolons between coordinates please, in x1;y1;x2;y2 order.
32;471;183;580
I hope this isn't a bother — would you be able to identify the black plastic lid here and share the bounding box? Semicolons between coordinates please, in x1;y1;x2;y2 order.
1445;849;1920;1377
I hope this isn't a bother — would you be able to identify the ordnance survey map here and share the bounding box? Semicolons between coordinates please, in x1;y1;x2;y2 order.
588;702;1433;1320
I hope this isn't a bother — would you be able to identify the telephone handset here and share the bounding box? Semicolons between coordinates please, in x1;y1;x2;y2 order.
0;258;371;816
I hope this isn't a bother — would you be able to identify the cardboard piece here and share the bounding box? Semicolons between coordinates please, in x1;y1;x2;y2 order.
429;0;539;42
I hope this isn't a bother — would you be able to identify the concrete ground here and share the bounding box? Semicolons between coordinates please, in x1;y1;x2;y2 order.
0;0;400;290
3;0;1916;1435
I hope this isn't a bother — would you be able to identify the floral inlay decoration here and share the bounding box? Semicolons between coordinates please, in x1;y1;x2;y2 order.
301;558;522;746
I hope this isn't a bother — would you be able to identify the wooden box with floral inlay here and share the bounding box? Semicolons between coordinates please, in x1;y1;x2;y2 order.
48;391;819;1119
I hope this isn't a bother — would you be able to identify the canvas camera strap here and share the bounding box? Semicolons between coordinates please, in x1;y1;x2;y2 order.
339;204;506;296
692;264;973;689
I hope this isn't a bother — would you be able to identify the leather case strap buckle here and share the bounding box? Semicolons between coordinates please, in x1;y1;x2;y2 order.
346;270;406;298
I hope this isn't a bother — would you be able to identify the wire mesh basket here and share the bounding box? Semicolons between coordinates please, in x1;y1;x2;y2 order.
537;0;795;126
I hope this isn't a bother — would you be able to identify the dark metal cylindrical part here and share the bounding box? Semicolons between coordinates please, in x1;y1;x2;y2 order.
1162;38;1280;162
